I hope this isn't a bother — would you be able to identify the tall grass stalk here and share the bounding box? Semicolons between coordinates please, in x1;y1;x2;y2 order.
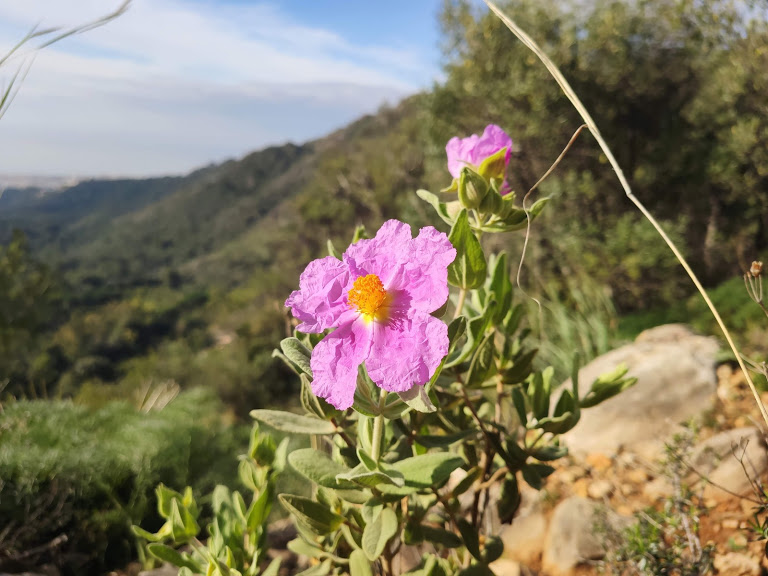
484;0;768;428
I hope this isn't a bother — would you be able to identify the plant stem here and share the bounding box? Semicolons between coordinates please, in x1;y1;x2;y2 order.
371;394;387;462
484;0;768;429
453;288;467;320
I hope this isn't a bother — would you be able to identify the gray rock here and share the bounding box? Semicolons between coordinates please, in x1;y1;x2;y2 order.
560;324;719;458
542;497;626;575
689;427;768;502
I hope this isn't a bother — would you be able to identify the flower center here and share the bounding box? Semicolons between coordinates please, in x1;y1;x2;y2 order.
348;274;387;318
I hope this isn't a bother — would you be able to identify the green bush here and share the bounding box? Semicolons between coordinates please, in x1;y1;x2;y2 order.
0;388;247;575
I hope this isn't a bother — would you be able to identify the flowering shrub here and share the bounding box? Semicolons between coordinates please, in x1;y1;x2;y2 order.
135;124;636;576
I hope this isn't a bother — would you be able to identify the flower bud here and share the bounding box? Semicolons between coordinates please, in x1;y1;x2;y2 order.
750;261;763;277
458;167;489;210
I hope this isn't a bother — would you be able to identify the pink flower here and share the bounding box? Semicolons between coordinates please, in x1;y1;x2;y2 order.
285;220;456;410
446;124;513;184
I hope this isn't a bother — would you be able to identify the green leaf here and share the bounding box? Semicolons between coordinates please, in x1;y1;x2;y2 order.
447;209;487;289
446;299;495;368
465;331;497;387
530;367;554;421
398;384;436;413
528;443;568;462
421;526;462;548
457;564;495;576
350;549;374;576
301;374;325;418
280;337;313;377
147;544;199;571
131;524;163;542
511;386;528;426
362;507;398;561
457;518;481;560
535;412;577;435
250;409;335;435
327;239;342;259
336;463;405;488
488;252;513;325
262;558;281;576
483;536;504;564
381;395;410;419
353;366;382;417
278;494;344;535
247;483;273;531
289;449;351;488
521;463;555;490
579;364;637;408
155;483;182;518
362;499;384;524
417;189;457;226
498;475;521;523
296;559;333;576
379;453;464;495
501;348;536;387
452;466;482;497
414;429;474;448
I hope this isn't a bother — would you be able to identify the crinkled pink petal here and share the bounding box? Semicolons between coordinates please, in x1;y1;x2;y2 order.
365;311;449;394
310;314;372;410
343;219;411;283
387;226;456;314
285;256;352;333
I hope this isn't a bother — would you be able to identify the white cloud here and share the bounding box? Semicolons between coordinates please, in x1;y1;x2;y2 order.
0;0;432;176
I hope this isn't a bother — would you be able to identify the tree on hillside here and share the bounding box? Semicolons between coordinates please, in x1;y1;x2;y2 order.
0;230;57;398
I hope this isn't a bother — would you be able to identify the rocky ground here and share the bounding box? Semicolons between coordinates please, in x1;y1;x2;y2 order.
488;325;768;576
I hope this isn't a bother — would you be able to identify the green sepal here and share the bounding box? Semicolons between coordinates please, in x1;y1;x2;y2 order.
478;147;508;181
457;167;489;210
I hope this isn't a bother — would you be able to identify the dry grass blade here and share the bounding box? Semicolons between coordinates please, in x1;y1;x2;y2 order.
483;0;768;428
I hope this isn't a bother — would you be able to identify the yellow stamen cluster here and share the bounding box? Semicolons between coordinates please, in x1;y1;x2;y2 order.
348;274;387;318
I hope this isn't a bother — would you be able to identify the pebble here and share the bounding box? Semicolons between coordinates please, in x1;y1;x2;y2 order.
585;452;612;472
587;479;613;499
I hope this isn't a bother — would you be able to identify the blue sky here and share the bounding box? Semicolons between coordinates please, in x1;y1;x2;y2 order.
0;0;445;177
